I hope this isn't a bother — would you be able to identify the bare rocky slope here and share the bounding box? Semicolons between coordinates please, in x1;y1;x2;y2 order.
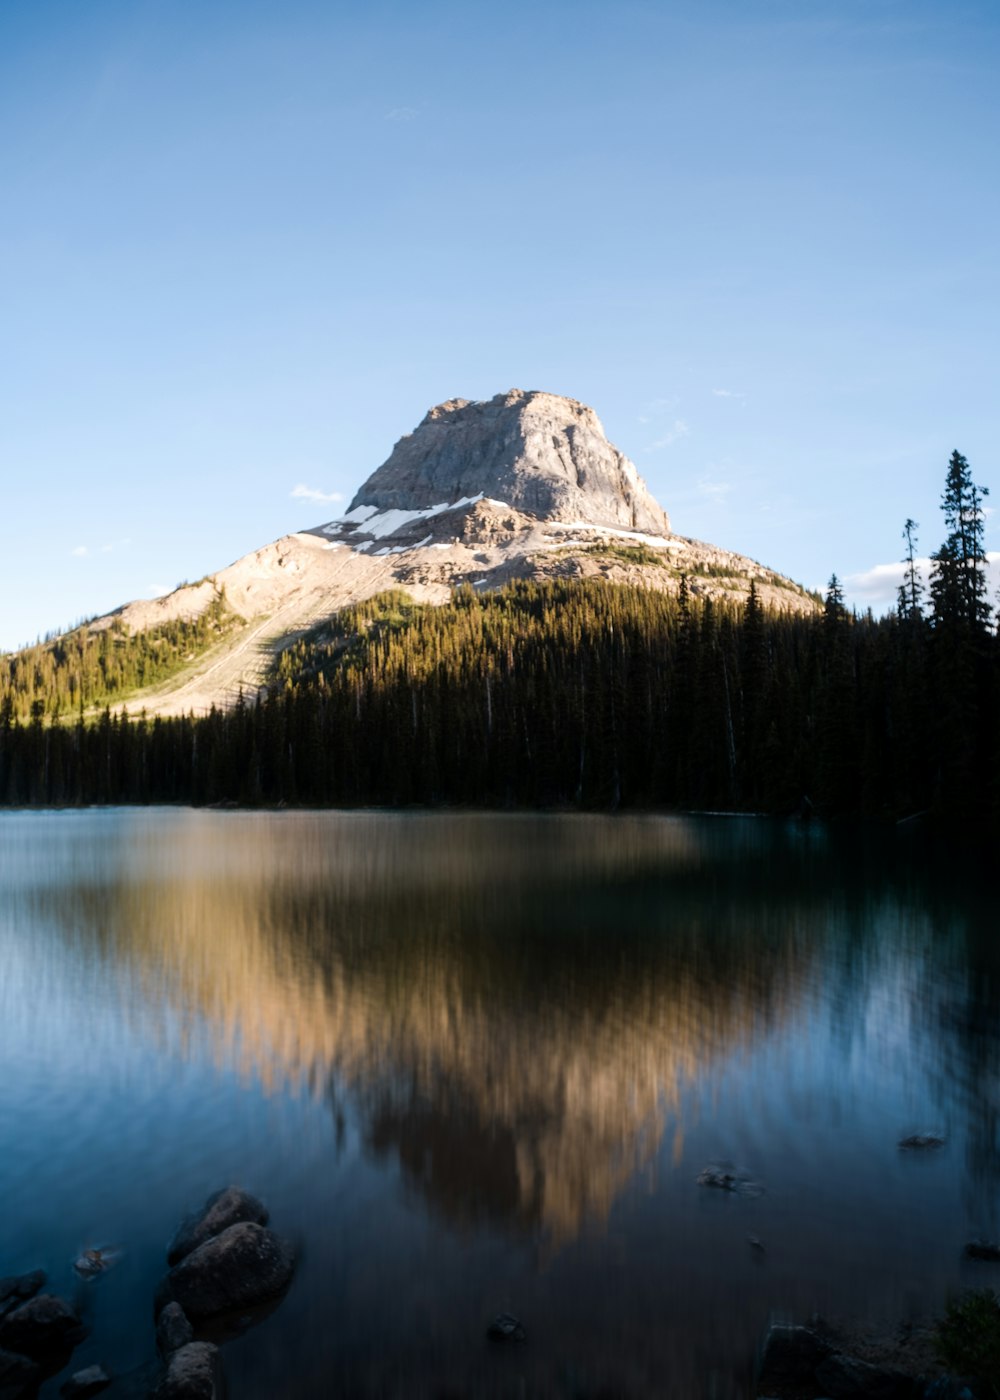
86;389;817;717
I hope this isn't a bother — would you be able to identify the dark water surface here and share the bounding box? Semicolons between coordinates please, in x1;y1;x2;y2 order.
1;810;998;1398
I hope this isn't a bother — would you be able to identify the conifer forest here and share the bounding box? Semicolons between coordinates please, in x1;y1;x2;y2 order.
1;452;996;827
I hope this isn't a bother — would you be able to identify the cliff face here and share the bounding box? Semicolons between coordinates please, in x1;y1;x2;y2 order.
347;389;671;535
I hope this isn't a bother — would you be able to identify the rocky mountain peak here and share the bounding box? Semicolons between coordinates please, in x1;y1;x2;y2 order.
345;389;670;535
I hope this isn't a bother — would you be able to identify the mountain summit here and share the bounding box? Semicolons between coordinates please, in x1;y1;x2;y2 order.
47;389;815;717
346;389;670;535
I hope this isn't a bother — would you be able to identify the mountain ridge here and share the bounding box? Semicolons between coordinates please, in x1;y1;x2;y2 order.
6;390;819;717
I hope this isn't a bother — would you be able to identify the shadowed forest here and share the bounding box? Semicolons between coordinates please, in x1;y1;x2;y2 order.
1;452;996;824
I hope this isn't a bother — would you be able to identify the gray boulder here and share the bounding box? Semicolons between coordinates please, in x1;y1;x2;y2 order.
0;1347;40;1400
0;1294;82;1357
159;1222;295;1322
154;1342;221;1399
60;1364;111;1397
0;1273;45;1322
815;1349;915;1397
167;1185;269;1266
157;1302;194;1359
756;1324;833;1393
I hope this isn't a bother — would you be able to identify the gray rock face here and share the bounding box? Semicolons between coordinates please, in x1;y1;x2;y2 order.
0;1294;82;1357
154;1342;221;1400
160;1222;295;1323
346;389;671;535
167;1185;269;1266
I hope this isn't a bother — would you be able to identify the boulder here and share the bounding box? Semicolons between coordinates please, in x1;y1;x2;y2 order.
898;1134;945;1150
154;1342;221;1400
814;1349;915;1397
0;1294;83;1358
73;1247;122;1280
60;1365;111;1397
167;1186;269;1266
159;1223;295;1323
486;1313;526;1342
756;1325;833;1394
964;1239;1000;1261
0;1347;40;1400
0;1274;45;1323
157;1302;194;1358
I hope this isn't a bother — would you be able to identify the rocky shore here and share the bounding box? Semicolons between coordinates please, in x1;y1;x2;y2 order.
0;1186;295;1400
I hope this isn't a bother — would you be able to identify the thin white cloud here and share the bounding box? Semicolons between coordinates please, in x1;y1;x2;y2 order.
712;388;747;404
385;106;419;122
699;480;731;503
646;419;690;451
72;538;129;558
846;553;1000;610
291;483;344;505
147;584;171;597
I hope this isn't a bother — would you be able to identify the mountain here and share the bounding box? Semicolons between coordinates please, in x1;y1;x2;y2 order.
19;390;818;717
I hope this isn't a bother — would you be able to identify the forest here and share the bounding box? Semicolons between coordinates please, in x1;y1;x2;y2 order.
0;451;995;825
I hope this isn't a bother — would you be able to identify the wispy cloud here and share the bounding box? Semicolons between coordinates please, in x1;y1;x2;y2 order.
291;483;344;505
712;388;747;404
646;419;690;451
637;395;679;425
846;553;1000;610
699;479;732;503
384;106;419;122
71;538;130;559
147;583;170;598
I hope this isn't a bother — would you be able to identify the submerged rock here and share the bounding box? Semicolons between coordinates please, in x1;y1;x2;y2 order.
898;1134;946;1151
0;1273;45;1323
73;1247;123;1280
815;1349;914;1397
167;1186;269;1267
0;1347;40;1399
0;1294;83;1358
697;1163;764;1197
756;1324;833;1393
154;1341;221;1399
964;1239;1000;1261
487;1313;526;1343
159;1222;295;1323
60;1364;111;1397
157;1303;194;1359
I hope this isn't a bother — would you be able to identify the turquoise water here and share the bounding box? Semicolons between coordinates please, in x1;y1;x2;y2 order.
0;810;996;1397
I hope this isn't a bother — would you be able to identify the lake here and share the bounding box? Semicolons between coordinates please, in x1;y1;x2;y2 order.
1;809;997;1397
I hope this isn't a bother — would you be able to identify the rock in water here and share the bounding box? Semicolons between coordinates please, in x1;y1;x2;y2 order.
157;1303;195;1358
964;1239;1000;1261
0;1273;45;1322
0;1294;83;1357
154;1342;221;1400
167;1185;269;1266
0;1347;40;1398
159;1223;295;1322
756;1325;833;1393
60;1365;111;1397
346;389;671;535
486;1313;526;1342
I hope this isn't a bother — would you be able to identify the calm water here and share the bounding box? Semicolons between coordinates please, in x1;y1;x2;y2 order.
1;810;998;1398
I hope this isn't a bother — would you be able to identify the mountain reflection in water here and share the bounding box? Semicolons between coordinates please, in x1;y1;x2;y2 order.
1;810;998;1398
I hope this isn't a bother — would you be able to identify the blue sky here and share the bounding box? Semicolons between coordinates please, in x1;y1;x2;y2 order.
2;0;998;649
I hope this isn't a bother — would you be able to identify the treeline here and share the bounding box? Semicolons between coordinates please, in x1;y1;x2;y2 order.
0;450;994;823
0;571;996;822
0;589;237;721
